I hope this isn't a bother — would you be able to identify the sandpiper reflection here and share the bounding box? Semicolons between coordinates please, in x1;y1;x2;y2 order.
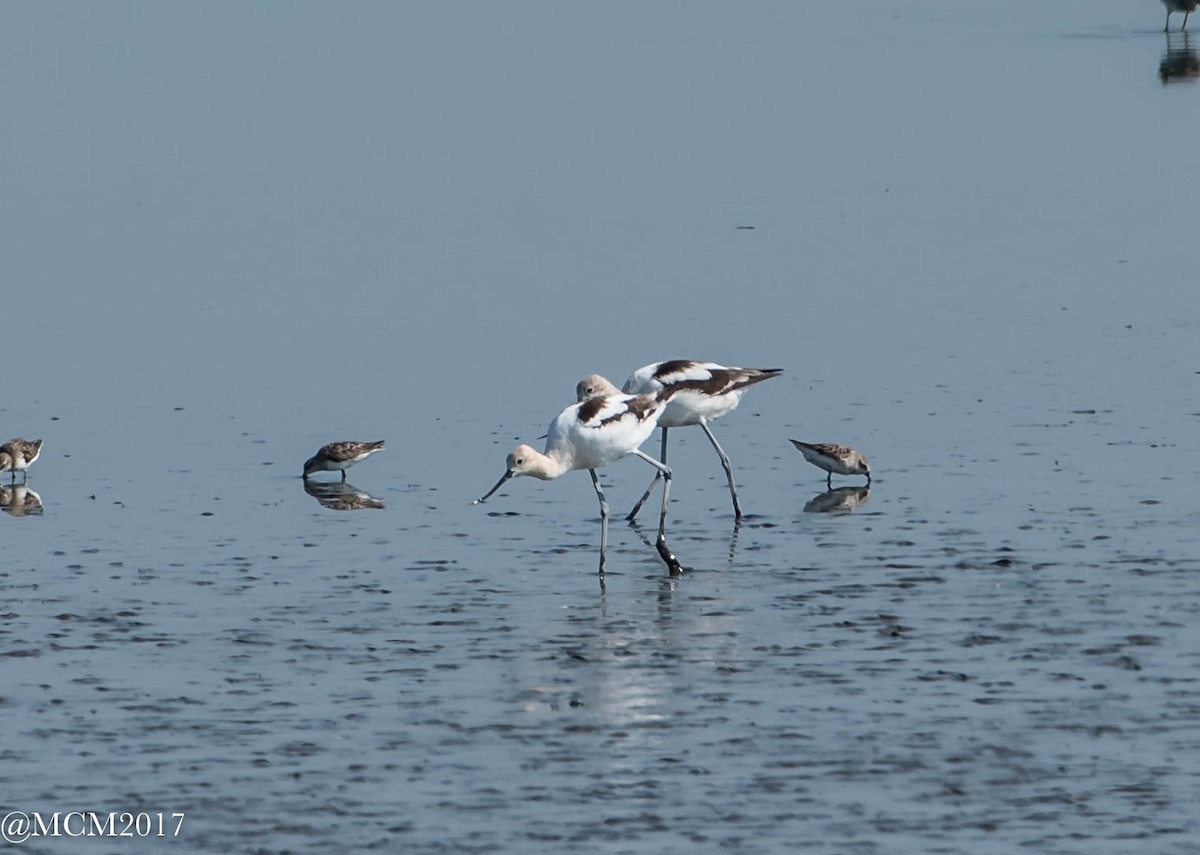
1;484;44;517
303;479;385;511
803;485;871;514
1160;33;1200;84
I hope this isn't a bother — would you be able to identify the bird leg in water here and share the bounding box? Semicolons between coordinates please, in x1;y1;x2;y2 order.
631;449;682;575
698;419;742;519
589;469;610;576
626;427;668;521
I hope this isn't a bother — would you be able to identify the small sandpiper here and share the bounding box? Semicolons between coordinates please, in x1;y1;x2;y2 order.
302;440;385;481
789;440;871;488
0;438;43;483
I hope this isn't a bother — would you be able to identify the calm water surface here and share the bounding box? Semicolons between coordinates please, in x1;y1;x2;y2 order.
3;2;1199;852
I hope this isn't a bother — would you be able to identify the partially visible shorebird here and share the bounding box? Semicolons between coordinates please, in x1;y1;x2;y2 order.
474;388;682;578
302;440;385;481
1164;0;1198;31
0;438;43;483
575;360;782;521
790;440;871;488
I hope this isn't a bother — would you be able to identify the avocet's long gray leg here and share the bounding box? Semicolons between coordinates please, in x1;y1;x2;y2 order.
589;469;609;576
630;449;682;575
698;419;742;519
626;427;668;521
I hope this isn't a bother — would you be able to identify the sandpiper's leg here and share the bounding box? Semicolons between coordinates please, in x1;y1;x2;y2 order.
626;427;668;521
340;469;347;482
826;471;833;489
631;450;682;575
1185;10;1191;30
699;420;742;519
589;469;610;575
866;473;872;486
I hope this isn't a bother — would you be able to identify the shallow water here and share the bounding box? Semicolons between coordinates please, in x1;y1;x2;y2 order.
3;2;1200;852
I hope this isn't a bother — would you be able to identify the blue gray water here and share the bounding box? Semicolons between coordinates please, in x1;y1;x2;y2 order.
3;2;1199;852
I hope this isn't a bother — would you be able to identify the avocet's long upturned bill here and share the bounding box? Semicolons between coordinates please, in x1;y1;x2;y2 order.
576;360;782;520
1163;0;1198;31
474;389;682;577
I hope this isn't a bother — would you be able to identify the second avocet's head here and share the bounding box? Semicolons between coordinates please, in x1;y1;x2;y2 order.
575;374;623;402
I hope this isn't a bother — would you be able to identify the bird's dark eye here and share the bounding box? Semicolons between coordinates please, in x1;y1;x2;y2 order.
586;386;594;395
516;457;525;465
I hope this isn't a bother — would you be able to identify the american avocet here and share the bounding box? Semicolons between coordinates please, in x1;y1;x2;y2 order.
790;440;871;488
576;360;782;521
474;389;682;577
303;440;385;481
1164;0;1198;31
0;438;43;483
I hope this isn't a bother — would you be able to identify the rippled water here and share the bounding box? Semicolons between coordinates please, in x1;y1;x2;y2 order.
4;2;1200;853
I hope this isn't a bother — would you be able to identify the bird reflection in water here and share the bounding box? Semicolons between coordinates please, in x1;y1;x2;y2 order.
803;485;871;514
1160;33;1200;84
303;479;385;511
1;484;44;517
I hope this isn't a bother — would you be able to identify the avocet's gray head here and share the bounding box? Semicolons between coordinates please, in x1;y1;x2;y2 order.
575;374;623;402
473;443;547;504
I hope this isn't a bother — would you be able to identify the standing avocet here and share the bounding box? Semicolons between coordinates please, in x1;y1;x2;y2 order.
474;388;682;578
576;360;781;521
